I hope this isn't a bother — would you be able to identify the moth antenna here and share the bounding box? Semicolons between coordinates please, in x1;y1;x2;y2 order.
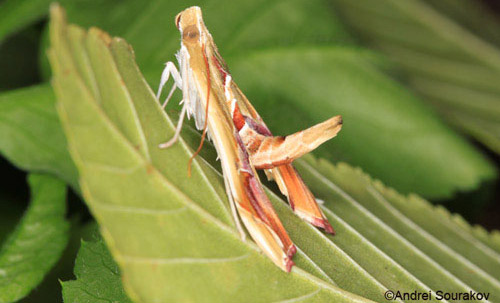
188;44;211;176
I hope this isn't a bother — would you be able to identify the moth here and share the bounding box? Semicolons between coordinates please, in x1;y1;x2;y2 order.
156;6;343;272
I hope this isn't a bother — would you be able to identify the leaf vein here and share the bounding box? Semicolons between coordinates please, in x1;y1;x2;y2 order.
272;287;320;303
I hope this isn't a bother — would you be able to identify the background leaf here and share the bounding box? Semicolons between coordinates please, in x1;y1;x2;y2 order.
0;25;43;92
0;174;69;303
332;0;500;155
0;84;78;190
0;0;52;43
38;0;495;199
62;236;133;303
48;5;500;302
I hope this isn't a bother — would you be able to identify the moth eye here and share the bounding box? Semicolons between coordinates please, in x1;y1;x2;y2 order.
183;25;199;40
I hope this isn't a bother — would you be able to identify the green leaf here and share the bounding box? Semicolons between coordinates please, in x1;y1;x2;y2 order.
0;174;69;303
332;0;500;155
420;0;500;46
48;6;374;302
48;5;500;302
0;0;52;42
0;26;42;92
44;0;495;199
295;155;500;302
469;226;500;255
17;221;100;303
0;84;79;189
62;236;133;303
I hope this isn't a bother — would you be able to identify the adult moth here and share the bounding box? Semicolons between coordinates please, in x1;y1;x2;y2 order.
157;6;343;272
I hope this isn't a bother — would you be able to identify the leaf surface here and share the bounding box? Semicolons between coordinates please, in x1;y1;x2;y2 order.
62;237;133;303
0;174;69;303
0;0;52;42
0;85;78;189
296;155;500;302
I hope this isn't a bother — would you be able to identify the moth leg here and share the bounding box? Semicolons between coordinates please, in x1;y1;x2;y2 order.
162;84;178;109
159;103;187;148
157;61;186;148
156;61;183;108
264;169;274;181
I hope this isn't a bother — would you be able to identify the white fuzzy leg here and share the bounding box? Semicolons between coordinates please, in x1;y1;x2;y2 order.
159;103;187;149
162;85;178;109
156;61;183;108
157;61;186;148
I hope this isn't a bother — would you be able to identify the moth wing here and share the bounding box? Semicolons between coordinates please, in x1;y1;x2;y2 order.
230;84;335;234
245;115;342;169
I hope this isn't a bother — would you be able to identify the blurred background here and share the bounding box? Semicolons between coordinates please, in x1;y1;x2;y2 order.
332;0;500;230
2;0;498;226
0;0;499;300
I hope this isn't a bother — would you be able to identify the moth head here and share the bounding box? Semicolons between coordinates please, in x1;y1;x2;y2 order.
175;6;205;44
